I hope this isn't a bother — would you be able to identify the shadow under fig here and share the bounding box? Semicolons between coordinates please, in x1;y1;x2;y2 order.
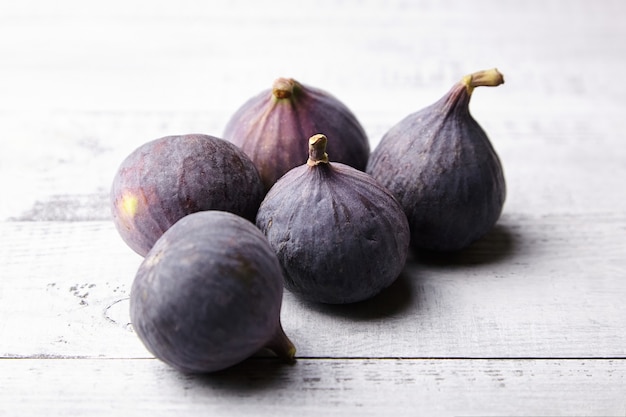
298;270;414;321
410;223;519;267
175;355;295;393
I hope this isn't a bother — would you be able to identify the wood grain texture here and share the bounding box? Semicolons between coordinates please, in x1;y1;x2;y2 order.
1;358;624;416
1;215;624;359
2;1;626;220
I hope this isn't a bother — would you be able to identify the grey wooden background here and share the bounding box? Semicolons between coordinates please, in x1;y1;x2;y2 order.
1;0;625;415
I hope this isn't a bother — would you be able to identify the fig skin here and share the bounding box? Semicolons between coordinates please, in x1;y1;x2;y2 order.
110;134;265;257
366;69;506;252
223;78;370;191
256;134;410;304
130;210;296;374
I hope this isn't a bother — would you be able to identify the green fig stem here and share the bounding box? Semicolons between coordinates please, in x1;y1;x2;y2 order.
461;68;504;95
272;78;297;99
265;323;297;364
307;134;330;166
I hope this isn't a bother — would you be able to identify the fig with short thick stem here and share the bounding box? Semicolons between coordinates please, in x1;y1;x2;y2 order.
130;211;296;373
257;134;410;304
223;78;370;191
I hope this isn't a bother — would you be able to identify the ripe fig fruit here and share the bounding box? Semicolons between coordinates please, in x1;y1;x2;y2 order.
256;134;410;304
223;77;370;191
366;68;506;252
130;210;296;374
110;134;264;256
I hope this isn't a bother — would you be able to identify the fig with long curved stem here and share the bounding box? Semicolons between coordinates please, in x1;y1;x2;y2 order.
367;68;506;252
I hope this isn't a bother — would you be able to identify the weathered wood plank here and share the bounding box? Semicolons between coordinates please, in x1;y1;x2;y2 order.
1;214;624;359
2;2;626;221
3;108;626;222
0;358;624;416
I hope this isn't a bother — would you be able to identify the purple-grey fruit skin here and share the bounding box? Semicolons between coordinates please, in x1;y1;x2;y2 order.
223;80;370;191
366;84;506;252
130;211;285;374
110;134;265;257
256;162;410;304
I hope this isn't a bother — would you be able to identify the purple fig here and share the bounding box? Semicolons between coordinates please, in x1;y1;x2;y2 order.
110;134;264;256
130;210;296;374
223;78;370;191
367;68;506;251
256;134;410;304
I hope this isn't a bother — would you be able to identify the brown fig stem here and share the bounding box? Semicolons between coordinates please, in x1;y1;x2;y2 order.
272;77;298;99
461;68;504;95
265;323;297;364
307;134;330;166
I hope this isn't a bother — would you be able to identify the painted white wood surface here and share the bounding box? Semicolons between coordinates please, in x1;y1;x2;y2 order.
1;359;624;416
1;216;625;360
1;0;625;415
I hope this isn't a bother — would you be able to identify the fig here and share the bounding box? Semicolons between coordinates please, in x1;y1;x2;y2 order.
130;210;296;374
366;68;506;252
223;77;370;191
110;133;264;256
256;134;410;304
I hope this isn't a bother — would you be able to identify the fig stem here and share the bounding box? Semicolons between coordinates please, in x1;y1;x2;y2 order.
272;78;297;99
461;68;504;95
265;324;297;364
307;134;330;166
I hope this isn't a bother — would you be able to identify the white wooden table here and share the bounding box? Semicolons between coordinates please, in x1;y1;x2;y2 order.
1;1;625;415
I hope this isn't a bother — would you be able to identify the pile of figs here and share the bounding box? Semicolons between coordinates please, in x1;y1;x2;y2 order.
110;68;506;373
